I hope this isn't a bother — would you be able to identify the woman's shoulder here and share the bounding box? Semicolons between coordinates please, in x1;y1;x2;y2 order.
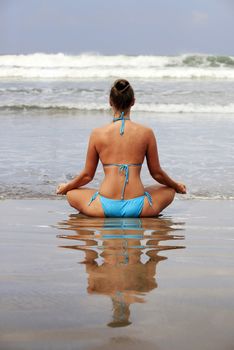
91;123;112;133
89;124;111;139
131;121;155;135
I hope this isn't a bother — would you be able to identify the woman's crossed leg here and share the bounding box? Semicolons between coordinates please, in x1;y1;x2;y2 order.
66;185;175;218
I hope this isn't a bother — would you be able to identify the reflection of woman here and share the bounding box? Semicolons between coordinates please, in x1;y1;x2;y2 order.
57;215;185;327
57;79;186;217
85;235;164;328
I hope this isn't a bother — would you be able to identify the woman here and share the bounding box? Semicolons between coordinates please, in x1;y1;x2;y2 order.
57;79;186;217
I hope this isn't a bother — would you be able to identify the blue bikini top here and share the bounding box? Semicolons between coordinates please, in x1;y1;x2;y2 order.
103;111;142;200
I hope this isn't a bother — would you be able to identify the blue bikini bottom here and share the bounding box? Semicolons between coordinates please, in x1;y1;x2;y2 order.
88;191;153;218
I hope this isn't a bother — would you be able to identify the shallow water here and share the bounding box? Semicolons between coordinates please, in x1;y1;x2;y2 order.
56;215;185;328
0;110;233;200
1;56;234;200
1;52;234;349
0;200;234;350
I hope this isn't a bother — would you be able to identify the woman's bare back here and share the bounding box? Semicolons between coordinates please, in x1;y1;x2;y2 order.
94;120;151;199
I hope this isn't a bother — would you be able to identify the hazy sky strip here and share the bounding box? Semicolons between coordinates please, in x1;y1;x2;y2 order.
1;0;234;55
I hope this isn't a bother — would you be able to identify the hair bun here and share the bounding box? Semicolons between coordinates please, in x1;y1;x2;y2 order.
114;80;130;93
110;79;134;111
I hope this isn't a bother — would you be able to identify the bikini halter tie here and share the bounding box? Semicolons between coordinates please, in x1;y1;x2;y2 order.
113;111;130;135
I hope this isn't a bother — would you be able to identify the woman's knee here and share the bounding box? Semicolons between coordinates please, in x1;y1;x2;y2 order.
66;190;77;208
153;186;175;215
166;187;176;203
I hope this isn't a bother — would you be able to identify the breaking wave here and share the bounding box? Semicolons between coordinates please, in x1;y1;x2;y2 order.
1;53;234;80
1;102;234;114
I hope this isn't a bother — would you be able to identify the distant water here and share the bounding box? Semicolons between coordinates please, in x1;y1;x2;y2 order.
1;53;234;114
0;53;234;200
1;53;234;80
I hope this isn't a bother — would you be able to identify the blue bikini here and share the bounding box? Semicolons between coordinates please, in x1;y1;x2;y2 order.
88;112;153;217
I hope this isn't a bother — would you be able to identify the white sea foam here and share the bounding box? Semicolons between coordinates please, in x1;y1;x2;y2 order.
134;103;234;114
1;53;234;80
1;102;234;114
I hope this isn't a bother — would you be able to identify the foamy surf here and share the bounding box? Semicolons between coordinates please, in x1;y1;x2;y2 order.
1;53;234;80
1;102;234;114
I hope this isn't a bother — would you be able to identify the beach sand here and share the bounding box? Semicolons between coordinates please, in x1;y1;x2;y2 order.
0;199;234;350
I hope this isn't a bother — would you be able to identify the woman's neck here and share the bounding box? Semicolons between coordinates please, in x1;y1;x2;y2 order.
113;110;131;119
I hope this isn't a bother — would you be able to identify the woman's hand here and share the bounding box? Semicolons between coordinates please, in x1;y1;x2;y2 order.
175;182;187;194
56;183;70;195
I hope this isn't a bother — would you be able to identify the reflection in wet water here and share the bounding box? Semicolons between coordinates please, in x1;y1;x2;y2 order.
56;215;185;328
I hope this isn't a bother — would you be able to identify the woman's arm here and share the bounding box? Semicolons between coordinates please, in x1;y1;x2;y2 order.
146;129;186;194
57;130;99;195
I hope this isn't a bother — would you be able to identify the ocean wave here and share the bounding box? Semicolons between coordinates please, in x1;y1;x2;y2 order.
0;87;44;94
0;103;107;112
1;53;234;80
1;102;234;114
1;52;234;68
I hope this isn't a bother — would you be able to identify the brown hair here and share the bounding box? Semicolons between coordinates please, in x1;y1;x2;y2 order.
110;79;134;111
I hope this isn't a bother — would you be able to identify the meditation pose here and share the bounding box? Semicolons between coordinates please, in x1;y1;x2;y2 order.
57;79;186;217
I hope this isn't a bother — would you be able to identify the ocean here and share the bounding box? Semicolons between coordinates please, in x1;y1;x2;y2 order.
0;53;234;200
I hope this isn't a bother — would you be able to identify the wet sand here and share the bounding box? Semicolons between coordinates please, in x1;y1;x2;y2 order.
0;199;234;350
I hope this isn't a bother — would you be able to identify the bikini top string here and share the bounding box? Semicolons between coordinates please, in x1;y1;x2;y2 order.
113;111;130;135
